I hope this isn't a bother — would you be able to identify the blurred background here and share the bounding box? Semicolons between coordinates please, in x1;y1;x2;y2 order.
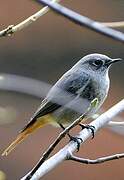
0;0;124;179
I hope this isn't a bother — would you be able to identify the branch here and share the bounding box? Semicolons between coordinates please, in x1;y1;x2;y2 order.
37;0;124;43
0;73;51;98
108;120;124;127
0;1;123;38
68;151;124;164
21;99;124;180
0;0;60;37
103;21;124;28
107;119;124;136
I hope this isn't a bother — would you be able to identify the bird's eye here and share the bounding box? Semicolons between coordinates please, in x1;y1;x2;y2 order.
92;60;103;67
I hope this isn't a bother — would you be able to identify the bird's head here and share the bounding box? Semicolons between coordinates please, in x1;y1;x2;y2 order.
76;53;122;76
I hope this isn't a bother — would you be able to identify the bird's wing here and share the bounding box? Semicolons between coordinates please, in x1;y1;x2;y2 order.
21;71;90;132
21;99;60;132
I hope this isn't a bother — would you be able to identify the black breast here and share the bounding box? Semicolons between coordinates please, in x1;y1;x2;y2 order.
81;80;98;101
58;71;90;95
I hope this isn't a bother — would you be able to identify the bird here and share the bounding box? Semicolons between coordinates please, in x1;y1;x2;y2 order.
2;53;121;156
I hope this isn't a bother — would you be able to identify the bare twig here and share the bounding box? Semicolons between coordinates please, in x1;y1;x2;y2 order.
0;0;60;37
68;151;124;164
0;73;51;98
37;0;124;43
107;119;124;136
103;21;124;28
0;1;123;38
108;121;124;127
21;99;124;180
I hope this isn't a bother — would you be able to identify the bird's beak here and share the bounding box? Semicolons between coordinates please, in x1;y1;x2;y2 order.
111;58;122;64
106;58;122;66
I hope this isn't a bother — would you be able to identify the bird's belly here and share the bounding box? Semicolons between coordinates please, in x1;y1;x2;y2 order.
50;109;80;127
50;97;91;127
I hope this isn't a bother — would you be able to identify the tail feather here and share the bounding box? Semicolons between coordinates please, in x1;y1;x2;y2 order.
2;116;51;156
2;131;28;156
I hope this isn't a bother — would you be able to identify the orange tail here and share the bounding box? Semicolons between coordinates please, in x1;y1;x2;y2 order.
2;116;50;156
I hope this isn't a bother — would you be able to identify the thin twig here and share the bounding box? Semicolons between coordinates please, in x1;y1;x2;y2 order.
21;99;124;180
108;121;124;127
0;0;60;37
68;151;124;164
0;1;123;37
37;0;124;43
103;21;124;28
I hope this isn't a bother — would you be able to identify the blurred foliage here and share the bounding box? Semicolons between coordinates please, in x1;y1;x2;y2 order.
0;170;6;180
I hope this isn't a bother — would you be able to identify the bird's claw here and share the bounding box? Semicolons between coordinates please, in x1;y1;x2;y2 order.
79;124;95;139
69;135;83;152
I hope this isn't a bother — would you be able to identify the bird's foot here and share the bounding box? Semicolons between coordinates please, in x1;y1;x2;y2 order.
79;124;95;139
69;134;83;152
59;123;83;151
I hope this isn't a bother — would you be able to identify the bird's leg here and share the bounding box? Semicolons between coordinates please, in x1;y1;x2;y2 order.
59;123;83;151
79;123;95;138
